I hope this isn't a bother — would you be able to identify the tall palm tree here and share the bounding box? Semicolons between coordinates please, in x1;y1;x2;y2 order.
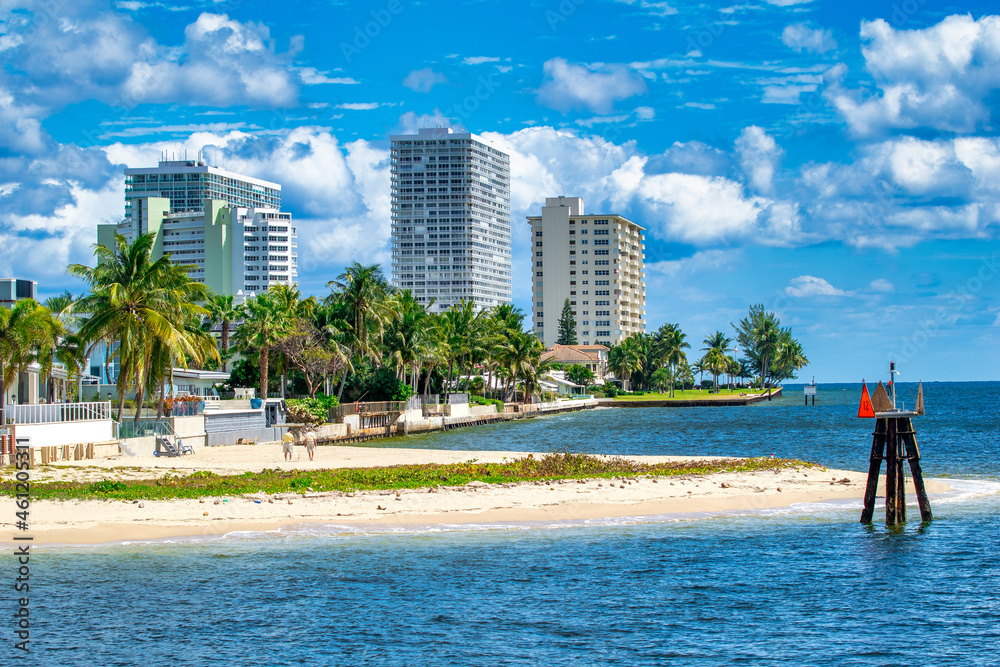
0;300;63;416
70;233;210;420
231;292;292;399
326;262;393;364
441;299;484;401
499;330;546;402
608;338;641;392
701;330;733;394
655;323;689;397
203;293;243;371
311;302;354;396
772;334;809;383
384;290;433;391
701;348;728;394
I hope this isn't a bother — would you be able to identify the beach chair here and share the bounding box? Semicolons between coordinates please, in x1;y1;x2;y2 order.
177;438;195;455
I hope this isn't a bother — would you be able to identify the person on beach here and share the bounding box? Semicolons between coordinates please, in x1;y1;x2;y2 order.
282;431;295;462
304;429;317;461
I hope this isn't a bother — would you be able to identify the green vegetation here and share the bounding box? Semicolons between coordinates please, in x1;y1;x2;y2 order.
285;394;340;424
469;395;504;410
565;364;594;386
556;298;577;345
0;454;812;501
69;233;218;421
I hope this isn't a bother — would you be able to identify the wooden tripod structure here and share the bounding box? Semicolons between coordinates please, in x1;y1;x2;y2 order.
859;377;932;525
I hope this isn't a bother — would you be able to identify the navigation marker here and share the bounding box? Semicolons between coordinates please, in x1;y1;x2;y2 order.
858;381;875;418
871;381;893;414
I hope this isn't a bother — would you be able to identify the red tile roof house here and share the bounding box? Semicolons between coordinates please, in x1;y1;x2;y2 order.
540;344;609;380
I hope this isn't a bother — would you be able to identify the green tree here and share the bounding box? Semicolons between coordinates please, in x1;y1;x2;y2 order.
566;364;595;386
654;323;690;397
203;293;242;371
701;330;732;393
732;304;807;400
231;291;292;399
70;233;211;420
0;300;63;416
326;262;393;363
556;298;577;345
608;337;642;391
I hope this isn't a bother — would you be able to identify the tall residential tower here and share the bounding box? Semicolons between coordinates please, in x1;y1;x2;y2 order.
390;127;511;312
100;158;297;296
527;197;646;347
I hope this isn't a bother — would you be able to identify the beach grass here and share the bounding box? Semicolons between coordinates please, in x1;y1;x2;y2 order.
613;389;755;401
2;453;812;501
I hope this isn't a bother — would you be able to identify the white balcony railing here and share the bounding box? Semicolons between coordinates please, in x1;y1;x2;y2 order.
4;401;113;425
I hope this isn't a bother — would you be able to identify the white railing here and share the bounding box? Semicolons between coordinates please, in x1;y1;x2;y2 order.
4;401;113;425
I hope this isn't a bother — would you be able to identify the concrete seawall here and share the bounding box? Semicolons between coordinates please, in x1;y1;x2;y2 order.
602;388;783;408
318;399;600;444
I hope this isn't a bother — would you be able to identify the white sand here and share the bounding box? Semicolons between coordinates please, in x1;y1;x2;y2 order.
1;444;950;545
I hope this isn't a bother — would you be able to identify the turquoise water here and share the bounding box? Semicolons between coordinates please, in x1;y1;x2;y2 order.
23;382;1000;665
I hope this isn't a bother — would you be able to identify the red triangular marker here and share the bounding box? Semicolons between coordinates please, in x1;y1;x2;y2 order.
858;381;875;418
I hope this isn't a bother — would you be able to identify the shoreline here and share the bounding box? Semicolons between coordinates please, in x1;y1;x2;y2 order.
1;444;955;546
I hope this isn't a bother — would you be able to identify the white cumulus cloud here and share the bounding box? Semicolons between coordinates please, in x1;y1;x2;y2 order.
829;14;1000;136
537;58;647;113
735;126;783;195
402;68;448;93
784;275;852;297
781;23;836;53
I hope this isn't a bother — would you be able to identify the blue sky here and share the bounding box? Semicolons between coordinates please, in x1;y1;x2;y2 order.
1;0;999;382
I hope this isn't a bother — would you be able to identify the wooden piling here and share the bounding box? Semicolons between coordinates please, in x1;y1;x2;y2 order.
860;418;886;524
884;417;900;525
900;419;933;522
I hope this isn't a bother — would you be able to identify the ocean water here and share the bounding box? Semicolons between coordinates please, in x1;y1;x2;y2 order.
21;382;1000;665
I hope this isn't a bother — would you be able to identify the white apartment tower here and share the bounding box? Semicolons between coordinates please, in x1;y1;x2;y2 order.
527;197;646;347
390;127;512;312
124;155;282;220
103;158;297;296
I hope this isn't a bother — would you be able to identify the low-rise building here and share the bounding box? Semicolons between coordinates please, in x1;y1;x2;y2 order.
541;343;609;378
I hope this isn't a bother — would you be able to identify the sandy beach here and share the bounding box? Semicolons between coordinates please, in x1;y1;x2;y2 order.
2;444;951;545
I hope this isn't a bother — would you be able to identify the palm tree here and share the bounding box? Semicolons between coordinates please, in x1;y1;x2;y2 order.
311;303;354;396
441;299;484;401
326;262;393;363
384;291;434;392
203;293;243;371
772;334;809;383
482;304;524;400
655;323;689;397
701;331;733;394
231;291;292;399
0;300;63;416
70;233;210;420
608;338;641;392
521;346;558;403
499;330;546;403
700;348;725;393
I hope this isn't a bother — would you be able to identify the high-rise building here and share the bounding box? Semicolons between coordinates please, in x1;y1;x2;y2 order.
124;156;281;221
526;197;646;346
99;198;297;296
0;278;37;308
390;127;511;313
102;158;297;296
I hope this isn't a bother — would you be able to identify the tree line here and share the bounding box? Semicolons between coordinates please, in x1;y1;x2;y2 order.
1;233;808;421
605;307;808;396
